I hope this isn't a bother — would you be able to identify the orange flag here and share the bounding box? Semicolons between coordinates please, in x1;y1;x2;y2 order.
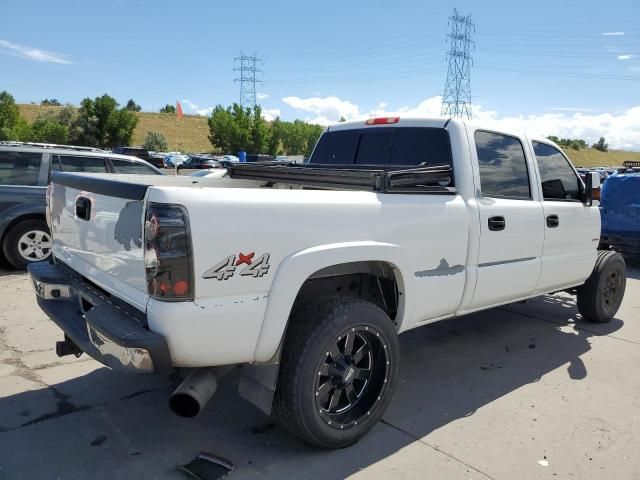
176;101;184;120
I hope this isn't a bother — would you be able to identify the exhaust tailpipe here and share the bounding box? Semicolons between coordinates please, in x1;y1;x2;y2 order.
169;368;219;418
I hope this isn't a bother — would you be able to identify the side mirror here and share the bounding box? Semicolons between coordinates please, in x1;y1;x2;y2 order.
583;171;601;206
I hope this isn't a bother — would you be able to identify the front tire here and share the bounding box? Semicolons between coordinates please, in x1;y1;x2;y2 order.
577;250;626;323
2;219;52;270
274;296;400;449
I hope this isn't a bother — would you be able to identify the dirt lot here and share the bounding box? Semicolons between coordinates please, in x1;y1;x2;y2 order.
1;264;639;479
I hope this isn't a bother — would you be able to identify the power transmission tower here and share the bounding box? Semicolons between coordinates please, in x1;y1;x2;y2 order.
441;9;475;119
234;51;263;108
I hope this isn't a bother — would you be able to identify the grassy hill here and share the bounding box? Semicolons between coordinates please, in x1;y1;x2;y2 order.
19;104;211;152
560;147;640;168
18;104;640;165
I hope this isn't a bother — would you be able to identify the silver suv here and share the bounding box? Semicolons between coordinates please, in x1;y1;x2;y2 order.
0;142;162;269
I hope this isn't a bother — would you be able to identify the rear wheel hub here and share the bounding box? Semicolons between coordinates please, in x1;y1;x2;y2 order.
314;326;390;429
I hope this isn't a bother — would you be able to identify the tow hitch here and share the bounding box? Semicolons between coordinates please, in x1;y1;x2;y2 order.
55;335;83;358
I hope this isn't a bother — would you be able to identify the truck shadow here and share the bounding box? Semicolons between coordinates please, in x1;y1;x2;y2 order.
0;294;624;479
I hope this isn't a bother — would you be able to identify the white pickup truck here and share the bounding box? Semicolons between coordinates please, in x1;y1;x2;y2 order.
29;117;626;448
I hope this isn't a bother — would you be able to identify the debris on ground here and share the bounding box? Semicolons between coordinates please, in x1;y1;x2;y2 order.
180;452;234;480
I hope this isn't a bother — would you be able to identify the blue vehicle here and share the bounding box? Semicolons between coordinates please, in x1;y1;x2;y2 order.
600;164;640;256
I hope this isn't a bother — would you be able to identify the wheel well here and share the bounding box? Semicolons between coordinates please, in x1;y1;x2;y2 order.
290;261;402;328
1;214;47;247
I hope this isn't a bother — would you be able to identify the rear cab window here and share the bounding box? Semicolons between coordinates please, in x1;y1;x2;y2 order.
310;127;453;170
532;142;582;201
475;131;531;199
0;151;44;186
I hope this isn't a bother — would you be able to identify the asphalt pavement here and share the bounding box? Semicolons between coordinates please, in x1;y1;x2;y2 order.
1;263;639;479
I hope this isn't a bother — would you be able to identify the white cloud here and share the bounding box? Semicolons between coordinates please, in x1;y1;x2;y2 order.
471;103;640;151
602;32;625;36
182;99;199;110
182;99;213;116
0;39;72;64
262;108;280;121
256;93;270;100
617;54;633;60
196;107;213;116
550;107;604;113
282;96;361;125
285;94;640;150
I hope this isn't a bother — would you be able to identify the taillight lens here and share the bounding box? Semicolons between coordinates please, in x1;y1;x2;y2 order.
144;204;194;301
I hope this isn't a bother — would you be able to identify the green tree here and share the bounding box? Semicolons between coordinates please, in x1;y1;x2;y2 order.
592;137;608;152
106;107;138;146
208;105;235;153
0;91;21;140
281;120;308;154
250;105;269;153
267;117;284;155
160;104;176;114
142;131;168;151
30;117;69;144
125;99;142;112
41;98;61;106
4;117;33;141
70;94;138;148
230;103;252;152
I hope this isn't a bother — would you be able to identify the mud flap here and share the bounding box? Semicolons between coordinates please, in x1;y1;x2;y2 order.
238;362;279;415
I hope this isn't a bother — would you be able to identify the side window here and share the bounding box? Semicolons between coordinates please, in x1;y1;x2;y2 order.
111;159;159;174
475;131;531;199
56;155;107;173
533;142;581;201
0;151;43;186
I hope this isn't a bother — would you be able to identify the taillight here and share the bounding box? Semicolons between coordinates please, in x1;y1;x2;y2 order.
365;116;400;125
144;204;194;301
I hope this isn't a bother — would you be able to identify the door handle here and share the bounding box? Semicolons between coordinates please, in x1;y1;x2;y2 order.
75;197;91;221
488;216;506;231
546;214;560;228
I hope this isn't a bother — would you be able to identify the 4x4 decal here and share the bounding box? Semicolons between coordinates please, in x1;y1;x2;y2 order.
203;252;271;280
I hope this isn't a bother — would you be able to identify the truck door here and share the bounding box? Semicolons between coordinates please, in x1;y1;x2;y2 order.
531;141;600;291
467;129;545;309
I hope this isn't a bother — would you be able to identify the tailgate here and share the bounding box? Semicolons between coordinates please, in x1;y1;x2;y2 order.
49;172;151;311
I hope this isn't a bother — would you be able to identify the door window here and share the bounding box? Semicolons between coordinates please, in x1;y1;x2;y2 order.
55;155;108;173
475;131;531;199
533;142;581;201
0;151;42;185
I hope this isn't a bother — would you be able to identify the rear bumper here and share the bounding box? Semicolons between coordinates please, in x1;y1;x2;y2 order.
28;261;172;374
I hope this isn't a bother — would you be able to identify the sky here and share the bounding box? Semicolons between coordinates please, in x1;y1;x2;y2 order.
2;0;640;149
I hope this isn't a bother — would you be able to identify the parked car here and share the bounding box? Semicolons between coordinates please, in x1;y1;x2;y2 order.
163;152;189;168
600;165;640;256
189;169;228;178
30;117;625;449
246;153;275;162
0;142;162;269
177;154;223;171
112;146;164;168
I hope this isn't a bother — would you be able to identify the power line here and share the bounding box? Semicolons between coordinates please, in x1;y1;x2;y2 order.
441;8;475;119
233;51;263;108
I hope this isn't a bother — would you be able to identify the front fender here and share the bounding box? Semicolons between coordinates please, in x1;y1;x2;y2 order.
253;241;411;363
